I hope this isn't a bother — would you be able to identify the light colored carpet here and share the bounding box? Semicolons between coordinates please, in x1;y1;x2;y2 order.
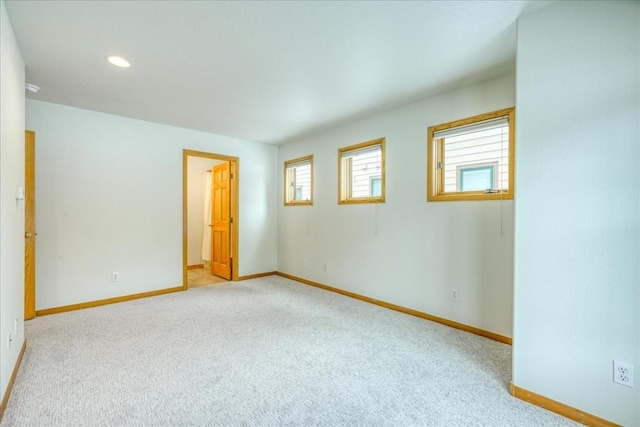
1;276;578;427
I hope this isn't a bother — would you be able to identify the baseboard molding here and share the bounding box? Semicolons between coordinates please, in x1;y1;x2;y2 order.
35;286;184;316
276;272;512;345
510;383;619;427
187;264;204;270
237;271;277;281
0;340;27;422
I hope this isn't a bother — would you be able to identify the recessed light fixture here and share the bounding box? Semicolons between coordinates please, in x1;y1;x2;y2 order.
106;55;131;68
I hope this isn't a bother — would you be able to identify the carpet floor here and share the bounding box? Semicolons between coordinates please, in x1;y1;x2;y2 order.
1;275;578;426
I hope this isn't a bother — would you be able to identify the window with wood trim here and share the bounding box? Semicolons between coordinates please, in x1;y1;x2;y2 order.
427;107;515;201
339;138;385;204
284;155;313;205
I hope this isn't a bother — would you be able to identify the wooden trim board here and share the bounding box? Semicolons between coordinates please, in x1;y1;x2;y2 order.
0;340;27;422
237;271;277;281
35;286;184;316
183;149;240;288
187;264;205;270
510;383;619;427
24;130;36;320
276;272;512;345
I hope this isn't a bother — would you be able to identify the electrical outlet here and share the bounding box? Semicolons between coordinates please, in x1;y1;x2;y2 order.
613;360;634;387
303;258;308;267
451;289;459;301
111;271;120;282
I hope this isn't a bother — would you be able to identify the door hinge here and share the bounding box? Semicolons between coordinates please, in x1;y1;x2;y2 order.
230;217;234;224
437;161;443;169
230;173;234;179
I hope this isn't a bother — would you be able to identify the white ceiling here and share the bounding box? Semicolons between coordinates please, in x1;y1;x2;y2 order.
5;1;552;144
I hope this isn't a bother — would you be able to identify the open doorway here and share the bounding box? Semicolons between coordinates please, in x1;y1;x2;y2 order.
183;149;239;289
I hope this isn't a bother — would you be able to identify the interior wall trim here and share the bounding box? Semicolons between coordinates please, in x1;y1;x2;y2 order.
35;286;183;316
237;271;277;281
510;383;619;427
0;340;27;422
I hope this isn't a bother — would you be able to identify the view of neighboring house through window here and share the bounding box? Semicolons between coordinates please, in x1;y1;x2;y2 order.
339;138;385;204
427;107;515;201
284;155;313;205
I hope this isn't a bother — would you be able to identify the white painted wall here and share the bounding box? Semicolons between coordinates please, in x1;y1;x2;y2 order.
187;156;222;267
0;0;26;404
278;74;515;337
26;100;278;310
514;2;639;425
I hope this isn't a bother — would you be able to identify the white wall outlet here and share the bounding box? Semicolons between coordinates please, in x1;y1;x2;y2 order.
7;332;12;350
451;289;459;301
303;258;308;267
111;271;120;282
613;360;634;387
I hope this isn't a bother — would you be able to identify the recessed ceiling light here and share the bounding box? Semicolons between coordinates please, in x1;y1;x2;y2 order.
106;56;130;68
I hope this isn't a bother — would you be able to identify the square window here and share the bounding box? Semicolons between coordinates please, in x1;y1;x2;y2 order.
339;138;385;204
457;163;497;192
284;155;313;205
428;107;514;201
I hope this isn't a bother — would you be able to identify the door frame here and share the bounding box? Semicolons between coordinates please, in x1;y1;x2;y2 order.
182;149;239;288
25;130;36;319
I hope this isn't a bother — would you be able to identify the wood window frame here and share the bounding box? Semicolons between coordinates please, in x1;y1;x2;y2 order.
284;155;313;206
338;137;386;204
427;107;515;202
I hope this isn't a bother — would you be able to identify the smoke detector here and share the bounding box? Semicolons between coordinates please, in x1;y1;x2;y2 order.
25;83;40;94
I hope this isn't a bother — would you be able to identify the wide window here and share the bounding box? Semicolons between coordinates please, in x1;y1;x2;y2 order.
427;107;515;201
284;155;313;205
338;138;385;204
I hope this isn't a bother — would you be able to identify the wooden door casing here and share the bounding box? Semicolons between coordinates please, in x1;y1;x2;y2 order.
25;130;36;319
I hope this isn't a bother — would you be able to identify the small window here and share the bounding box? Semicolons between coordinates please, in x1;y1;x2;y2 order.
427;107;515;201
339;138;385;204
284;155;313;205
370;176;382;197
457;163;497;192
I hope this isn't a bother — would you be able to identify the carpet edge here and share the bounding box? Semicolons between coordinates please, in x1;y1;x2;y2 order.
275;271;512;345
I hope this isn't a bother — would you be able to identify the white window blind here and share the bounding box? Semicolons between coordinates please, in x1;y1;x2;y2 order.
433;117;508;140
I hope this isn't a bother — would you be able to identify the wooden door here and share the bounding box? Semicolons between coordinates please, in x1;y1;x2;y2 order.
25;131;36;319
210;162;231;279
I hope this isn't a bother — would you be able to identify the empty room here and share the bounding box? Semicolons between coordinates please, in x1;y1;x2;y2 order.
0;1;638;426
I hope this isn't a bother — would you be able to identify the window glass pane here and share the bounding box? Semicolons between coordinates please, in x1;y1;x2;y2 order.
348;144;382;198
370;177;381;197
290;163;311;201
285;156;312;205
459;165;494;191
442;123;509;193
